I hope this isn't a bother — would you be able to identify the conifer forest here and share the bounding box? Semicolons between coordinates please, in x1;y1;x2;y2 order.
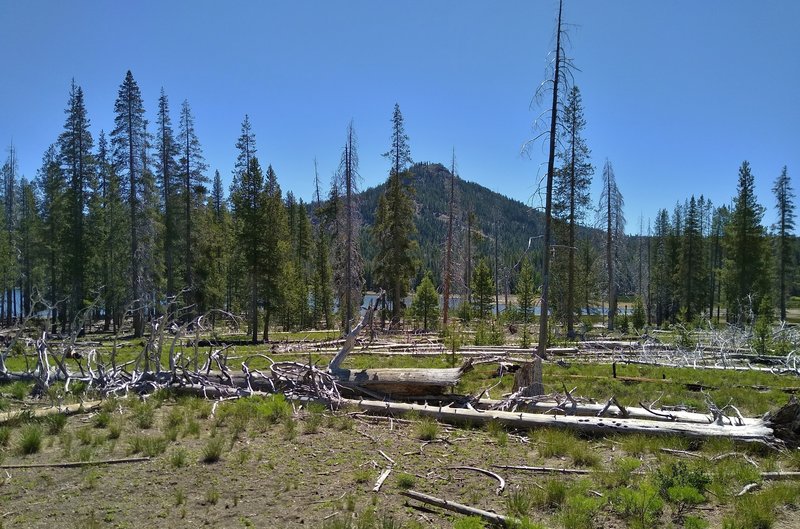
1;2;799;529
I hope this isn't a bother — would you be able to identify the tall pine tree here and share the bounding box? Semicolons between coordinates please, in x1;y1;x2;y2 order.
111;70;148;337
772;166;795;321
722;161;770;323
374;104;418;323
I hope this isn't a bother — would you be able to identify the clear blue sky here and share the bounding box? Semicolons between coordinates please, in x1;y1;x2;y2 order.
1;0;798;231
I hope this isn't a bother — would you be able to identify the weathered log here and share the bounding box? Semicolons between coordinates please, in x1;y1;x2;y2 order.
0;457;150;469
344;397;785;446
476;398;761;425
401;489;512;526
325;296;472;396
334;363;473;397
0;401;102;425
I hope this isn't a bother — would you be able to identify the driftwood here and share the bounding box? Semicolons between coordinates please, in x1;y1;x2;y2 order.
401;489;512;526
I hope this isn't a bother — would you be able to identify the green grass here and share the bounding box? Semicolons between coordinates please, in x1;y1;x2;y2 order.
0;426;11;447
395;473;415;490
17;424;43;455
415;417;439;441
531;427;576;458
45;413;68;434
201;436;225;463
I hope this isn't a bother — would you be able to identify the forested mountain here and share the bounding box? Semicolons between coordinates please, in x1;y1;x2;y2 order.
357;162;547;290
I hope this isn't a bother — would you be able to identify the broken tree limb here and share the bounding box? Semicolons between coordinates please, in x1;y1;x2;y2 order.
400;489;512;526
0;457;150;469
449;466;506;495
373;467;392;492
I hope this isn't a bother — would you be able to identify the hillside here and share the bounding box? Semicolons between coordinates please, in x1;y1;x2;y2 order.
357;162;546;289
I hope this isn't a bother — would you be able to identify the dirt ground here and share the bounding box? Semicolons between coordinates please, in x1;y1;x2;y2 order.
1;396;799;529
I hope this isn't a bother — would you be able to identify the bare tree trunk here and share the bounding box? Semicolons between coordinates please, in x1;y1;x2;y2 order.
537;0;562;359
443;151;455;325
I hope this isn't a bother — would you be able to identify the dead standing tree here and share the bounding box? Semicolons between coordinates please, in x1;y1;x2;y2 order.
599;159;624;330
519;0;573;396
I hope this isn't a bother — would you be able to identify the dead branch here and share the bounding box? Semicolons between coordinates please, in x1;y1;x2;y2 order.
373;467;392;492
0;457;150;469
401;489;512;526
449;466;506;495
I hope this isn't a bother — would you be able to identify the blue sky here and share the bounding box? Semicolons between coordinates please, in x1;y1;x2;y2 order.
1;0;797;231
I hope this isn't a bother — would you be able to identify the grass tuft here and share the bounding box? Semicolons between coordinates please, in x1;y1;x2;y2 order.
18;424;43;455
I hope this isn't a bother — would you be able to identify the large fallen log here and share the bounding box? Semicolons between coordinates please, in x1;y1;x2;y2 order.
326;296;471;396
344;396;800;448
476;398;762;425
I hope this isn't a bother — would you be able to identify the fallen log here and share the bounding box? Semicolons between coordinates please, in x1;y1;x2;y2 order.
326;295;472;396
476;398;761;425
0;456;150;469
0;401;102;425
344;397;793;447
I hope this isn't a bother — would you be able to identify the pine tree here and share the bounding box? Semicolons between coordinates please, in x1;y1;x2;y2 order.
772;166;795;321
677;196;707;321
553;85;593;337
35;145;63;328
231;157;267;343
722;161;770;323
178;99;208;310
471;258;494;320
410;272;439;330
261;165;288;341
515;257;536;346
1;145;19;324
95;132;128;331
58;80;94;326
17;179;39;316
708;206;729;324
111;70;148;337
374;104;418;323
154;89;181;309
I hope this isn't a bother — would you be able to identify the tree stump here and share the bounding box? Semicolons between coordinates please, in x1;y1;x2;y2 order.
512;355;544;396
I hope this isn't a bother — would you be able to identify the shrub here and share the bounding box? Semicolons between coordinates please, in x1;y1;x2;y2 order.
559;494;602;529
131;401;155;429
92;411;111;429
0;426;11;447
201;436;224;463
415;417;439;441
45;413;68;434
613;483;663;529
18;424;43;455
169;447;188;468
453;517;485;529
396;473;415;490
